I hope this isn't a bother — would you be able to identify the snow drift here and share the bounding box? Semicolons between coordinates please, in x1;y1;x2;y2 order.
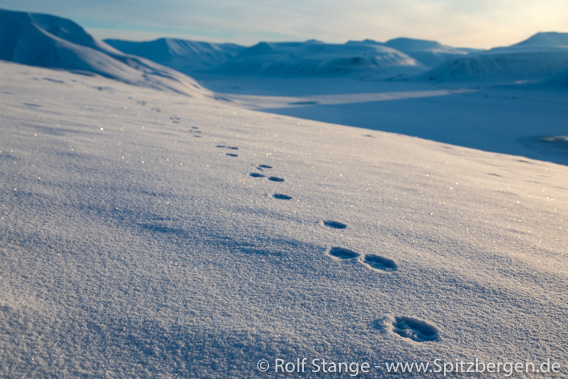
423;32;568;83
105;38;244;75
0;9;208;97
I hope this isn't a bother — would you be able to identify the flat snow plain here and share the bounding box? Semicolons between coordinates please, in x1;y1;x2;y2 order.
196;74;568;166
1;61;567;377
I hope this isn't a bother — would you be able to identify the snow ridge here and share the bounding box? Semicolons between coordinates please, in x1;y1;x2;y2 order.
0;8;208;97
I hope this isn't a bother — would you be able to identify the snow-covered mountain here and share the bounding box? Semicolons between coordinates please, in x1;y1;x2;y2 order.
216;40;423;77
2;59;567;378
511;31;568;48
382;37;475;68
105;37;473;78
423;32;568;83
105;38;244;75
0;9;208;97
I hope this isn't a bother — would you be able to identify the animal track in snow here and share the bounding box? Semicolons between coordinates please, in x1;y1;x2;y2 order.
187;127;202;137
258;164;272;169
216;145;239;152
250;173;266;178
392;316;439;342
328;247;360;259
226;153;238;157
362;254;397;272
323;220;347;229
268;176;285;182
273;193;292;200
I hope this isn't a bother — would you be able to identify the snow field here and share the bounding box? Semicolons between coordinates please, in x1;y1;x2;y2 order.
1;62;567;377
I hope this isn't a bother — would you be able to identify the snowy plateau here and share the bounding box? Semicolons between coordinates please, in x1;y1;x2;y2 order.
1;8;567;378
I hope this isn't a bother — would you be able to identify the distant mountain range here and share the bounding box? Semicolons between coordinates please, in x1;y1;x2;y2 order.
1;8;567;88
361;37;478;68
210;40;425;78
422;32;568;82
104;38;243;75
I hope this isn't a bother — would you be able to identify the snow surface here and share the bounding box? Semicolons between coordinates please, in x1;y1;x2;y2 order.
1;59;568;377
0;9;209;97
104;38;244;75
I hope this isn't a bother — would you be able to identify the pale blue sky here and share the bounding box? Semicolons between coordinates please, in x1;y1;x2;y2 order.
1;0;566;48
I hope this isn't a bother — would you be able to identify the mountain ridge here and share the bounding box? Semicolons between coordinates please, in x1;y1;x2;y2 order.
0;8;208;97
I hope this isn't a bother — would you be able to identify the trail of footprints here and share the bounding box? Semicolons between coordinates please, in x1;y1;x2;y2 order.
248;164;293;199
326;246;397;272
143;104;438;344
322;215;437;342
214;134;437;343
189;126;202;138
216;144;239;157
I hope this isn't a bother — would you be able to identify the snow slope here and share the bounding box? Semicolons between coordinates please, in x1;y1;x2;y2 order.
105;38;244;75
216;40;422;78
1;60;567;377
544;65;568;87
0;9;208;97
424;32;568;83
